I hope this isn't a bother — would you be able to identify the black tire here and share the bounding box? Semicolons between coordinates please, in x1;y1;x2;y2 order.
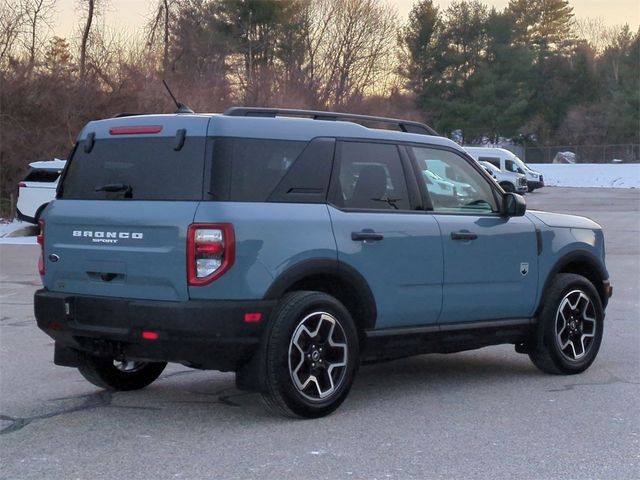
78;355;167;391
500;182;515;193
528;273;604;375
260;291;359;418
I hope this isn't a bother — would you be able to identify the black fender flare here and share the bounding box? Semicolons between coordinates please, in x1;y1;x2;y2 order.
263;258;377;331
538;250;609;313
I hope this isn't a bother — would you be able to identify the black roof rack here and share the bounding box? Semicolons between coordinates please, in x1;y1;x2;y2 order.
111;112;144;118
223;107;439;136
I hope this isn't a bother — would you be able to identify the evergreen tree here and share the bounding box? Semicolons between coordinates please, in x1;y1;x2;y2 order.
508;0;575;57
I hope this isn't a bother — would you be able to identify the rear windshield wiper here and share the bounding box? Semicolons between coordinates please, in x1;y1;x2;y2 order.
95;183;133;198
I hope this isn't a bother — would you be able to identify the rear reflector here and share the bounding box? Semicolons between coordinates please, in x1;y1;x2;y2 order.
244;312;262;323
109;125;163;135
141;331;160;340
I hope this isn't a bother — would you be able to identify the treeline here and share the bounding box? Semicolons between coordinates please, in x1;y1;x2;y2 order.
0;0;638;215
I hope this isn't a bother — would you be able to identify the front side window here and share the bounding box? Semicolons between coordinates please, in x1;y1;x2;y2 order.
505;159;524;174
334;142;410;211
412;147;497;214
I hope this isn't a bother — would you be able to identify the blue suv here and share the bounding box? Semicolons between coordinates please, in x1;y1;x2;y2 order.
34;108;612;418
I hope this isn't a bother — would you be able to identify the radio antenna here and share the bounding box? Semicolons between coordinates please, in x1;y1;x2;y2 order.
162;80;194;114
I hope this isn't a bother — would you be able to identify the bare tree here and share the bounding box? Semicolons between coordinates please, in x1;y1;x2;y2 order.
21;0;56;68
302;0;399;107
146;0;177;73
0;0;27;66
573;18;622;54
78;0;108;78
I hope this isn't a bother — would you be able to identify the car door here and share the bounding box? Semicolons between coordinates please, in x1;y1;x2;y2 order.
328;140;443;329
410;145;538;324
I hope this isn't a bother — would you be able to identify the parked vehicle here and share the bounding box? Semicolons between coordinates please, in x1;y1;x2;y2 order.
464;146;544;192
35;108;611;418
16;159;66;224
478;160;528;194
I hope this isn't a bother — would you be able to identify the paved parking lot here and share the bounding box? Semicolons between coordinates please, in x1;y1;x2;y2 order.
1;187;638;480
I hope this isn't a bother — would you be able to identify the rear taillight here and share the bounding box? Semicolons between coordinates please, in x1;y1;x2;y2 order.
187;224;235;286
37;220;45;276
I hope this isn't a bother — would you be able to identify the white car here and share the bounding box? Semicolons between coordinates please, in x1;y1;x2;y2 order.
478;161;528;194
16;159;66;224
464;146;544;192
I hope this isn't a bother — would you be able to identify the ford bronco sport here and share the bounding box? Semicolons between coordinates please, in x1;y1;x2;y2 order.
34;108;612;418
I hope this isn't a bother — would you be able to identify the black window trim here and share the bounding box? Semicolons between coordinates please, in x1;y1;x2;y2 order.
327;138;423;214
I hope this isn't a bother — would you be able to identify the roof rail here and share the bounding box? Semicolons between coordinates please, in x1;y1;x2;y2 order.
223;107;439;136
111;113;144;118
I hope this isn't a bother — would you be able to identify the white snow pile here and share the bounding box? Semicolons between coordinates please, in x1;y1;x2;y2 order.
534;164;640;188
0;220;38;245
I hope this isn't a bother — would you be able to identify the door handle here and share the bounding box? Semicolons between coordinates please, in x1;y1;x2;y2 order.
351;231;384;242
451;231;478;241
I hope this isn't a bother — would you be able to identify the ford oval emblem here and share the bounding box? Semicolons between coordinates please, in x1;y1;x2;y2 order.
49;254;60;262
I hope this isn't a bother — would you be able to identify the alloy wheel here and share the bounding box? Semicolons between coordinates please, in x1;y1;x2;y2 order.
288;311;348;401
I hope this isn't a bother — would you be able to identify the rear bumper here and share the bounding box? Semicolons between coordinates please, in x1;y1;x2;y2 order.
34;289;276;371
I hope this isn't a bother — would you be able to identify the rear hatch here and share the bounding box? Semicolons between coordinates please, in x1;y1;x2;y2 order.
42;115;210;302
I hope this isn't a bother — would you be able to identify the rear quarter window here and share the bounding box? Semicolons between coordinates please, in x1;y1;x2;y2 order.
209;138;307;202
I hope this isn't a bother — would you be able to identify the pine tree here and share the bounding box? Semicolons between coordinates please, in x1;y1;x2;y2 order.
508;0;574;56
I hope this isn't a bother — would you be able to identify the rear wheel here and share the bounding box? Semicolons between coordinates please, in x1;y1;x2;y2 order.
260;291;359;418
78;355;167;391
528;273;603;374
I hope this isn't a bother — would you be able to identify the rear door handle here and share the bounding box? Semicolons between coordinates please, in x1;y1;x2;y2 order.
351;231;384;242
451;231;478;241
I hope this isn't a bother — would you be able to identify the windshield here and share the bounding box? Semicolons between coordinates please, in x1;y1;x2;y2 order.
513;156;533;172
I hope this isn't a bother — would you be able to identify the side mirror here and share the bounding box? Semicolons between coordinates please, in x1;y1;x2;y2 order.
502;192;526;217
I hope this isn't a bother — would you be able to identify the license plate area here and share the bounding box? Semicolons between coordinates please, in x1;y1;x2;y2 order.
74;297;130;328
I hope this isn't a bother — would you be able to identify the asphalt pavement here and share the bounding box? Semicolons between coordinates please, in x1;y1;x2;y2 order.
1;187;638;480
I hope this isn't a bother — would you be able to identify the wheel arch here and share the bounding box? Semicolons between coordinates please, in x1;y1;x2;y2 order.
263;259;377;334
34;202;49;223
539;250;610;313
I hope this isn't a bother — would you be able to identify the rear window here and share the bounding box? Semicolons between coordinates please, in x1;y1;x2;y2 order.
60;137;206;200
210;138;307;202
24;169;62;182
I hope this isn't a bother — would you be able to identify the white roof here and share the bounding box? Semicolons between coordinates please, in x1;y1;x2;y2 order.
28;158;66;170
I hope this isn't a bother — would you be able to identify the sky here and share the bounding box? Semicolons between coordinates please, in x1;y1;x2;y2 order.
51;0;640;41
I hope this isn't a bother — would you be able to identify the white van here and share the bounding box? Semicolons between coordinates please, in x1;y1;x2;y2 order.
478;161;527;194
16;159;66;224
464;146;544;192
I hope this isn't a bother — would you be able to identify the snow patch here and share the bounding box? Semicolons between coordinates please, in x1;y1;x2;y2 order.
0;220;38;244
533;164;639;189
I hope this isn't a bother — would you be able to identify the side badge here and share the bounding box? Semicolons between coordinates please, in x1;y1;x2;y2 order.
520;262;529;276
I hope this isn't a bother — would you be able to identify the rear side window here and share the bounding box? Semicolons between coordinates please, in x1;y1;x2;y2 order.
24;169;61;182
210;138;306;201
333;141;410;211
479;156;500;168
60;137;206;200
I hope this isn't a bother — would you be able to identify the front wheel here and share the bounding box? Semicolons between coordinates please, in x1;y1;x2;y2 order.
528;273;604;374
78;355;167;391
260;291;359;418
500;182;515;193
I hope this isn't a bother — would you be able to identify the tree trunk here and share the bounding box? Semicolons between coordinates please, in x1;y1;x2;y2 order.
80;0;95;78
